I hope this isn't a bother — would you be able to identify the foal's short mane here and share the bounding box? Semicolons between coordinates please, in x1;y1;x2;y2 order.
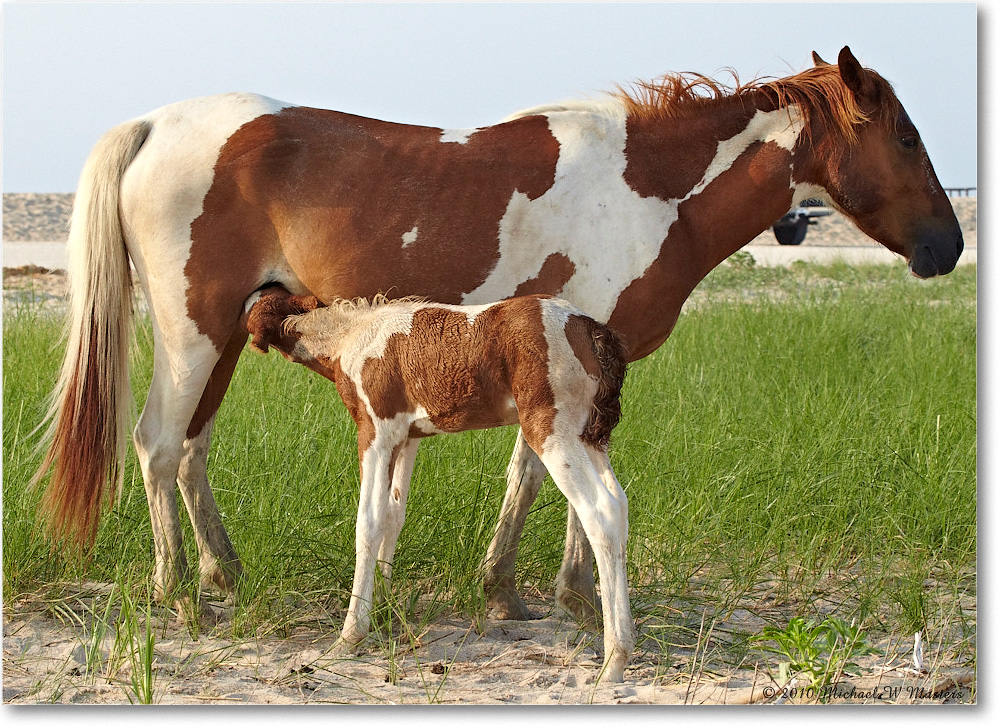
508;63;899;147
286;294;428;352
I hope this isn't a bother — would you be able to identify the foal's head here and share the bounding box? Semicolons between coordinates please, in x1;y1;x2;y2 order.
243;285;322;353
789;47;963;277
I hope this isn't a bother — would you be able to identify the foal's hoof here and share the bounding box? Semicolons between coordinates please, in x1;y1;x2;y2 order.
331;636;365;657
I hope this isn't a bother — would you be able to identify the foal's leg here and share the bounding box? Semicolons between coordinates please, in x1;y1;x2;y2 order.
376;438;420;585
482;429;548;619
538;442;634;683
337;432;401;649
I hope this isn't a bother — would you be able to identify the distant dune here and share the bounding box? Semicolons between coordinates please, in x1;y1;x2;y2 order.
3;192;977;248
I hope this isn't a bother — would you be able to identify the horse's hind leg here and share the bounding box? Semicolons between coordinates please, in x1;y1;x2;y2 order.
133;330;226;609
176;329;246;594
482;429;547;620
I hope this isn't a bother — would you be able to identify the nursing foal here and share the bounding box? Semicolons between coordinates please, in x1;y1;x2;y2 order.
243;285;633;682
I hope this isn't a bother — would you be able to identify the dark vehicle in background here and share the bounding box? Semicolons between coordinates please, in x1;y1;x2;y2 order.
772;198;832;245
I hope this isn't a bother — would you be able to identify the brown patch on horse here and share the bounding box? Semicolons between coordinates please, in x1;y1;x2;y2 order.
186;327;249;440
186;108;561;350
514;253;576;297
357;305;525;433
333;298;555;450
329;358;377;465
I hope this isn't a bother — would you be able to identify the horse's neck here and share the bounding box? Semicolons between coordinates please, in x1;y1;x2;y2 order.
608;101;811;358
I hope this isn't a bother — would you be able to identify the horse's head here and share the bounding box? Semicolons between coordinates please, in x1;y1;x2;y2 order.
798;47;963;278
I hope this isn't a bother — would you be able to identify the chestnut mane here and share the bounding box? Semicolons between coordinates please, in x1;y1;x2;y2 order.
614;63;900;145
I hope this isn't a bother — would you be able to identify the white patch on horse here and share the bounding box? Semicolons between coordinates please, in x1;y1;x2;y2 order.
463;103;807;321
439;128;480;144
540;299;597;436
463;102;676;321
401;226;419;247
333;308;418;422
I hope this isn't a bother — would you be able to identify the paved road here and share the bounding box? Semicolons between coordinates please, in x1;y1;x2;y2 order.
3;240;978;272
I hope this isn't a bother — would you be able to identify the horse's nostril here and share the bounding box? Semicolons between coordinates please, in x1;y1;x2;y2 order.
956;232;965;258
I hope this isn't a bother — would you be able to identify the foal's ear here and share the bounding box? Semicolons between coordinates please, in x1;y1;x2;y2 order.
811;50;830;67
290;294;322;314
837;45;879;103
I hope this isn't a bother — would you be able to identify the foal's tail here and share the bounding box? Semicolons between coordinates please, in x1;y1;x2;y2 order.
32;119;152;550
582;321;629;449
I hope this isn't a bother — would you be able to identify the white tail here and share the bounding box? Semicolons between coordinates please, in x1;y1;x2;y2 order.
33;119;151;549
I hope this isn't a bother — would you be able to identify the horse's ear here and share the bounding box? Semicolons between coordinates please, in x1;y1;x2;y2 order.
811;51;829;67
837;46;879;102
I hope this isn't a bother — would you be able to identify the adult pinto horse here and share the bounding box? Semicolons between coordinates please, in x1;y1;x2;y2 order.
37;47;962;624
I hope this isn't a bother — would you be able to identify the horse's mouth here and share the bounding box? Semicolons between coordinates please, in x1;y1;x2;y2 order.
908;231;964;279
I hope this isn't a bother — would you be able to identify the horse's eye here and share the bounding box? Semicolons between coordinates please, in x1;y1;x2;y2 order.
899;135;919;150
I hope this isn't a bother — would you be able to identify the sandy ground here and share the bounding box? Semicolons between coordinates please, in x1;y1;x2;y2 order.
2;581;974;705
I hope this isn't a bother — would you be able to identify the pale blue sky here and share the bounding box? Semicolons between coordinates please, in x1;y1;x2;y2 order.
2;1;980;192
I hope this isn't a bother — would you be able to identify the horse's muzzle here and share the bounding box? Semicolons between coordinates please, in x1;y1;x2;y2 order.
909;227;964;279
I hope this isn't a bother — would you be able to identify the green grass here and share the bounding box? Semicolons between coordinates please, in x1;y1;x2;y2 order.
3;262;976;661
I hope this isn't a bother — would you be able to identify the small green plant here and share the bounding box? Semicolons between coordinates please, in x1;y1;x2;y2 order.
754;616;876;692
114;577;158;704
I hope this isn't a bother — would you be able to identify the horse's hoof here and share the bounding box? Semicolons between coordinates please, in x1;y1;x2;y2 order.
199;558;242;595
555;588;602;627
171;594;219;628
486;589;535;621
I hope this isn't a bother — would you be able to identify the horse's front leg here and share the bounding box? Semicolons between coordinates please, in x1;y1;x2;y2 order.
336;433;399;650
555;506;600;626
482;429;547;619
